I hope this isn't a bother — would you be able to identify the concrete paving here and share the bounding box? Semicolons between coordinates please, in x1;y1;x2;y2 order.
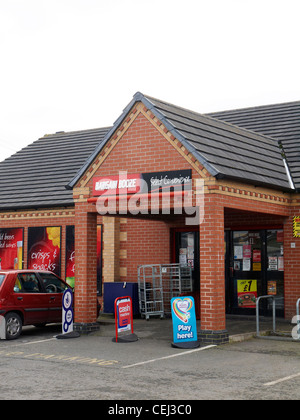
96;313;293;343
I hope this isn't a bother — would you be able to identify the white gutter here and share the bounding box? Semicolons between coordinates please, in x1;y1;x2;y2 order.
283;158;295;190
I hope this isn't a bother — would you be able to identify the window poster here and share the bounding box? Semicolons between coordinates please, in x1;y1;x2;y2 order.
27;227;61;276
242;258;251;271
66;225;75;288
253;262;261;271
268;256;278;271
278;256;284;271
0;228;24;269
293;216;300;238
253;249;261;263
237;280;257;308
179;248;187;265
267;281;277;295
234;246;243;260
243;245;251;259
65;225;103;294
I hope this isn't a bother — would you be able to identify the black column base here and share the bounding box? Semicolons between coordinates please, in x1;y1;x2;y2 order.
112;333;139;343
198;329;229;345
171;340;200;349
74;322;100;334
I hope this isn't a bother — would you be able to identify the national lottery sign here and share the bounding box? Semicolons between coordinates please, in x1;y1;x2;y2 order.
62;288;74;334
171;296;199;348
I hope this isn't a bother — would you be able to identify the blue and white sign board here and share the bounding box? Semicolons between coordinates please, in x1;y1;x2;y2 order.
171;296;200;348
62;288;74;334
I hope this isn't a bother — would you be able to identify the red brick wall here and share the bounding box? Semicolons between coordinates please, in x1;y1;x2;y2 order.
86;113;195;181
200;194;225;331
74;202;98;323
284;207;300;319
120;218;171;282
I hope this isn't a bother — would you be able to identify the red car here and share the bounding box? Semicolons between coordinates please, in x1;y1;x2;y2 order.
0;270;76;339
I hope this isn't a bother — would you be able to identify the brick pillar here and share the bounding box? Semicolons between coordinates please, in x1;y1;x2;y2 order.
103;216;120;283
284;208;300;320
199;193;228;344
74;202;100;333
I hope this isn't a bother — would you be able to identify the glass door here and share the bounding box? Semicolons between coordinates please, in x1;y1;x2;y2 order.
226;229;284;316
173;229;200;292
229;230;263;314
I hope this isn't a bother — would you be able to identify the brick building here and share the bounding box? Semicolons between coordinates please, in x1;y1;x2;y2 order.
0;92;299;343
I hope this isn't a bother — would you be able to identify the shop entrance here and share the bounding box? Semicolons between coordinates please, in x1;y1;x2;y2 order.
225;229;284;317
172;228;200;292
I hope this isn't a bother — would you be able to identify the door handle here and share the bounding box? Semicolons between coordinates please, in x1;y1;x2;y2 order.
50;296;55;301
17;297;23;301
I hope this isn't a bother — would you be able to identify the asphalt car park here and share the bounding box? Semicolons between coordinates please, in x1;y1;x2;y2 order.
0;318;300;401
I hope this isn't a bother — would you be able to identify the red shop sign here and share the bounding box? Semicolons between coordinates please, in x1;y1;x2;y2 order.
93;174;141;196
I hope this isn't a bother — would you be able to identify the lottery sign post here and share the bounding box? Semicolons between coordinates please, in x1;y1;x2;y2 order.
62;288;74;334
56;288;79;339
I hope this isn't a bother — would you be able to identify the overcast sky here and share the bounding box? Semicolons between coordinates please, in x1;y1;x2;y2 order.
1;0;299;161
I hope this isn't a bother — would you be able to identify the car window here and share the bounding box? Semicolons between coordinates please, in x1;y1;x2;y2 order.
0;274;6;287
39;273;69;293
15;273;42;293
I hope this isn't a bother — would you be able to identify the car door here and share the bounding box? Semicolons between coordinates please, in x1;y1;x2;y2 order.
13;273;49;325
37;272;70;323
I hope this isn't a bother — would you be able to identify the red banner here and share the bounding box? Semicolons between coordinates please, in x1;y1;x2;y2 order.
27;227;61;275
0;228;24;270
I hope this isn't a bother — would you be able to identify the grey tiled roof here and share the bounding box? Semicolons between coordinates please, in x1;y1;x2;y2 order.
142;94;291;190
207;101;300;191
0;127;110;210
68;93;292;192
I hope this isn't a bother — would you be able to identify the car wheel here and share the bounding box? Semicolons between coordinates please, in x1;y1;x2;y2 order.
5;312;22;340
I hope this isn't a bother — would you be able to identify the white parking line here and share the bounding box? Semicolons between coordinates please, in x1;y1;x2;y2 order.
264;372;300;386
122;345;216;369
3;337;56;347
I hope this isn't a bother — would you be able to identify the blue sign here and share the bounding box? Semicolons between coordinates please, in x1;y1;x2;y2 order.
62;288;74;334
171;296;200;348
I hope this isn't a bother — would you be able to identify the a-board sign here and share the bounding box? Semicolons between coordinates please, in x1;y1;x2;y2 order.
171;296;200;348
114;296;138;343
62;288;74;334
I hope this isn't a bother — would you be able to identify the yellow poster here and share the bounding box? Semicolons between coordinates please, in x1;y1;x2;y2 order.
253;262;261;271
237;280;257;308
293;216;300;238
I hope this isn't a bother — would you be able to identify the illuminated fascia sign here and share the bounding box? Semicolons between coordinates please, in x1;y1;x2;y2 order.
93;169;192;196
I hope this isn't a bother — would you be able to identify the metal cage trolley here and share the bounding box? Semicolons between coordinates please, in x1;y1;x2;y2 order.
137;263;192;319
138;264;164;320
